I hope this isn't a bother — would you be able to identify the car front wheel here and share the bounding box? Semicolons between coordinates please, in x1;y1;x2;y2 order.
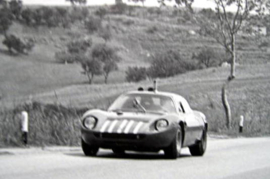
81;139;99;156
164;128;182;159
189;129;207;156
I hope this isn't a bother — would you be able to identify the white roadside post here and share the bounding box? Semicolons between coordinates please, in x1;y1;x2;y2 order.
154;79;158;92
239;115;244;133
21;111;29;145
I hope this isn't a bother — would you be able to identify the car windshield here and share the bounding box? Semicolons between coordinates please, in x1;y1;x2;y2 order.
108;93;177;114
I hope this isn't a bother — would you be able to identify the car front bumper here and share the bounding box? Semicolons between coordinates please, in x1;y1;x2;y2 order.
81;127;177;151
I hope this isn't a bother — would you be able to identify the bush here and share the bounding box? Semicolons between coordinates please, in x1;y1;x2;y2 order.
55;50;86;64
148;50;195;78
125;66;147;82
69;7;89;22
2;34;35;54
95;7;107;19
84;16;102;34
192;47;223;68
0;102;86;147
0;7;13;34
110;3;128;14
67;38;92;54
21;8;33;26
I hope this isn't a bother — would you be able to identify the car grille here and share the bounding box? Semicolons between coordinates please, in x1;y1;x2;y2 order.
94;132;146;140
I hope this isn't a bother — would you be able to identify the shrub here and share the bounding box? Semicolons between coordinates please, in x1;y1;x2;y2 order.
146;26;158;34
21;8;33;26
2;34;35;54
67;38;92;54
84;16;102;34
110;2;128;14
95;7;107;19
55;50;86;64
122;19;135;26
192;47;222;68
69;7;89;22
125;66;147;82
0;7;13;34
55;38;91;64
148;50;195;78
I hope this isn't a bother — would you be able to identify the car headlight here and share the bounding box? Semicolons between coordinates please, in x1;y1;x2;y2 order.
155;119;169;131
83;116;97;129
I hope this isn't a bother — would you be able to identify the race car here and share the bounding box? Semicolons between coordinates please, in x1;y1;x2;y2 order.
81;87;207;159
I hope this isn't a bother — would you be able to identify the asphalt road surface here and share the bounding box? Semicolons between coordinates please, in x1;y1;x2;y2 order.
0;137;270;179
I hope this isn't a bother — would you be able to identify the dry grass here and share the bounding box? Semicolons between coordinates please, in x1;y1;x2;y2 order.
0;102;86;147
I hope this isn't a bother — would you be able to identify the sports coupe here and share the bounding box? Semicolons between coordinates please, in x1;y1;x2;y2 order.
81;87;207;159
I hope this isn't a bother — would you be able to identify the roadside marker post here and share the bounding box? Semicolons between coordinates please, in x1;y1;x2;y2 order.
239;115;244;133
21;111;28;145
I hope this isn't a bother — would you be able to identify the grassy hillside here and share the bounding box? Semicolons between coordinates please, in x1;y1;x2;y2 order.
1;8;269;100
0;6;270;144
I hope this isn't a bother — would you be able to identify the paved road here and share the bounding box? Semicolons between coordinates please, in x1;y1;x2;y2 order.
0;137;270;179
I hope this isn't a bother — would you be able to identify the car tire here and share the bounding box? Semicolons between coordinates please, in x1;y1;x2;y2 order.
189;129;207;156
81;139;99;156
164;128;182;159
112;148;125;155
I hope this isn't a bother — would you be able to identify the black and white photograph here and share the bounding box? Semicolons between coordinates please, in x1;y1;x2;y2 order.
0;0;270;178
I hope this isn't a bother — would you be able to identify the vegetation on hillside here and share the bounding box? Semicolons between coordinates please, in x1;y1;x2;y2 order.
0;0;270;147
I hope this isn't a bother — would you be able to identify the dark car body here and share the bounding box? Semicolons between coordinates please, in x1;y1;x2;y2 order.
81;90;207;159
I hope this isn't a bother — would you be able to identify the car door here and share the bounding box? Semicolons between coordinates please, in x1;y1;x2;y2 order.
178;99;202;146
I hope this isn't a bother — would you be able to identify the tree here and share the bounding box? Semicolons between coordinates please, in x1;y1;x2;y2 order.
158;0;194;12
66;0;87;6
103;60;118;84
0;7;13;36
39;7;58;28
110;2;128;14
95;7;107;19
67;38;92;54
9;0;22;20
32;8;43;27
21;8;33;26
91;44;121;83
3;34;34;54
175;0;194;13
125;66;147;82
129;0;146;6
69;7;89;22
55;37;92;64
81;57;103;84
192;47;222;68
198;0;263;128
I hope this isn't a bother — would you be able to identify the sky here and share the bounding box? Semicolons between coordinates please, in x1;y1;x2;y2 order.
22;0;216;9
